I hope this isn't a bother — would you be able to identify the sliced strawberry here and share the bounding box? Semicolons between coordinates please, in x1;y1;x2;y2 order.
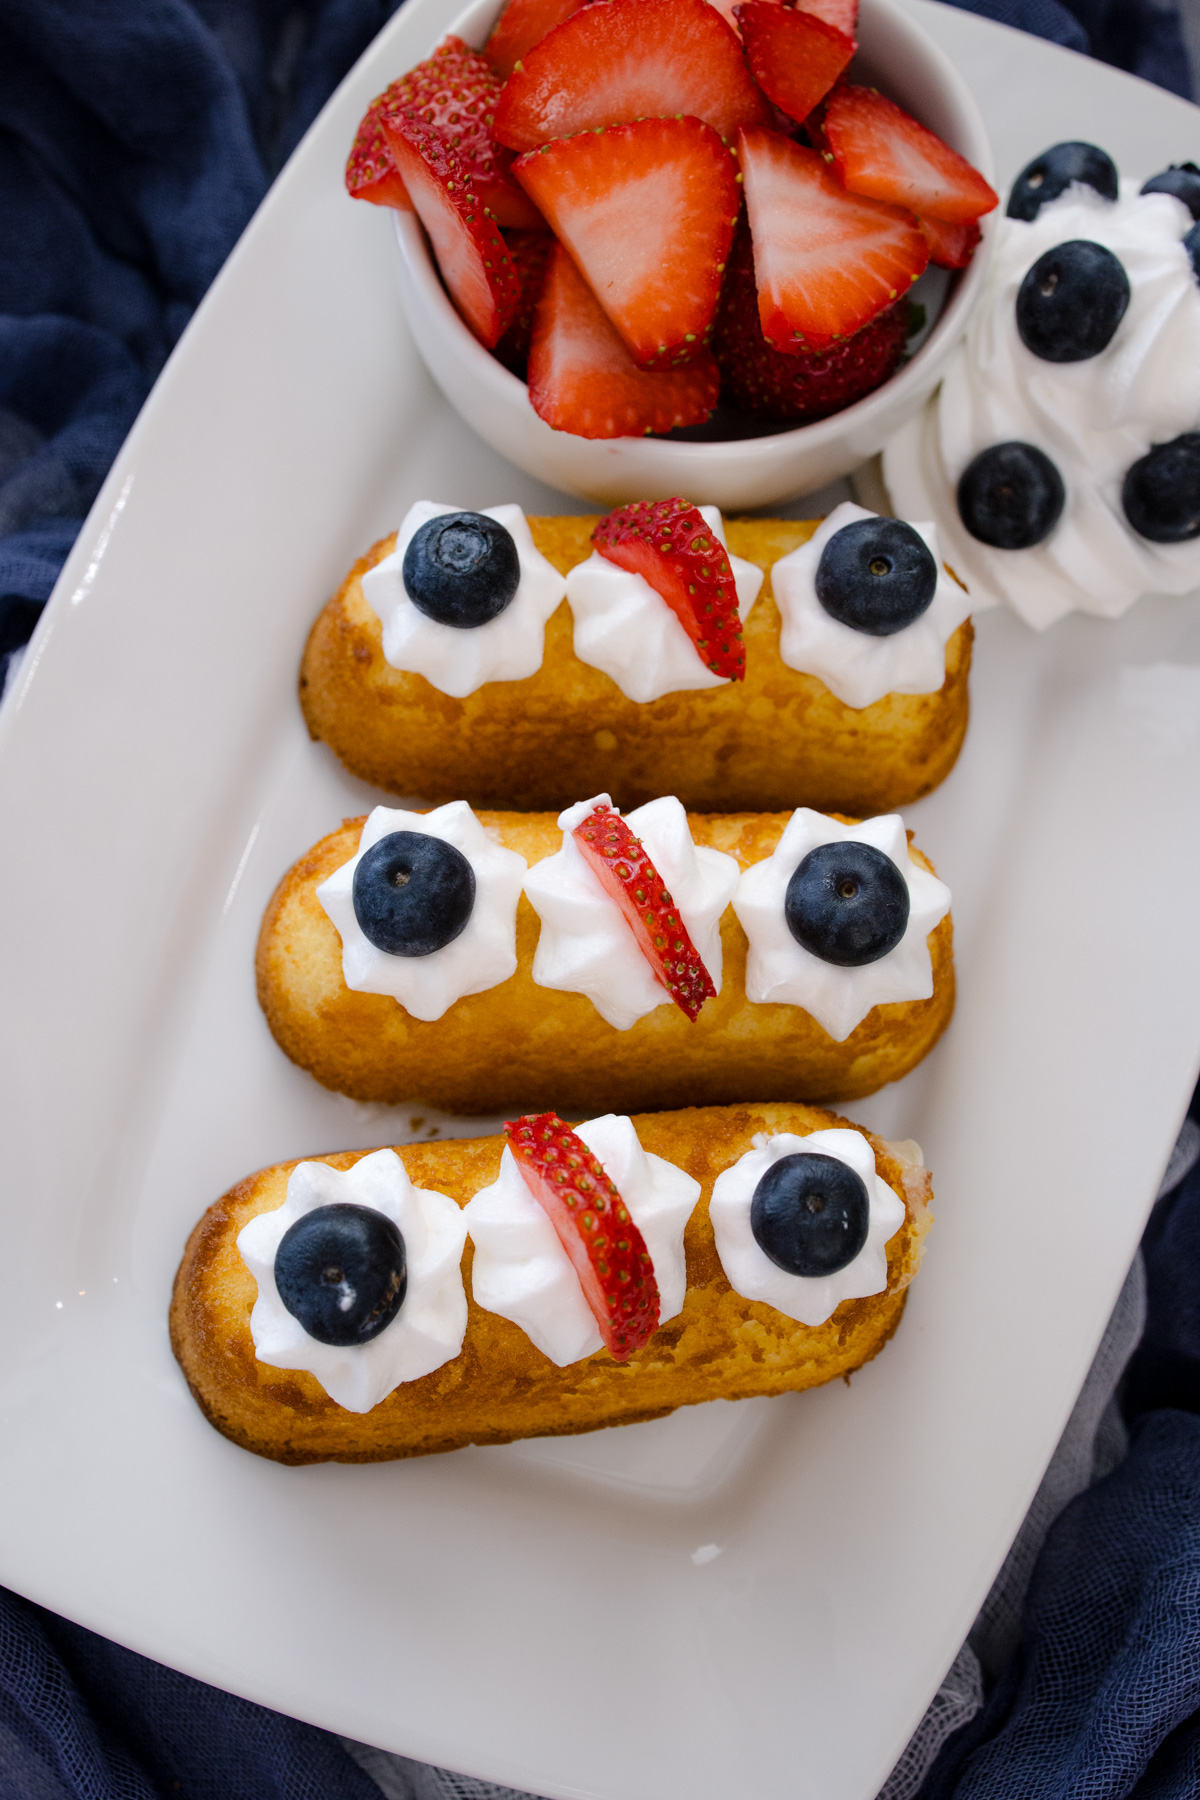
388;120;520;347
593;499;745;678
514;118;738;368
528;246;719;435
345;92;414;208
485;0;589;79
378;37;544;230
792;0;858;35
738;127;927;350
713;224;909;418
735;3;854;125
493;0;768;152
505;1112;660;1360
572;802;719;1020
917;212;982;269
824;84;998;225
493;229;555;375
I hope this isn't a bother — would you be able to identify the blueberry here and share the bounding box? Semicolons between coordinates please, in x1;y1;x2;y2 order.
785;841;910;967
814;517;938;637
402;512;520;628
353;831;475;956
1122;433;1200;542
957;442;1065;549
1016;240;1130;363
274;1203;407;1346
1140;162;1200;220
750;1153;870;1278
1007;143;1118;221
1184;220;1200;283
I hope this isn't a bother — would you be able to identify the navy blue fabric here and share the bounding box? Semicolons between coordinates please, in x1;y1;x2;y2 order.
1;2;1199;1798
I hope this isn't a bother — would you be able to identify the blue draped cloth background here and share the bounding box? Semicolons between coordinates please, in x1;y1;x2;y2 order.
1;3;1198;1797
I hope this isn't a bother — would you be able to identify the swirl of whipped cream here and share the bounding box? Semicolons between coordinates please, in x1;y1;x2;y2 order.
732;809;951;1041
884;182;1200;629
237;1150;468;1412
360;501;567;695
463;1113;700;1365
709;1128;905;1327
317;801;527;1022
771;502;973;709
524;794;740;1030
566;506;764;701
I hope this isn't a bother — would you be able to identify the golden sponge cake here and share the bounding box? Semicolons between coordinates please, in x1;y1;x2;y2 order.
170;1103;933;1465
299;517;972;814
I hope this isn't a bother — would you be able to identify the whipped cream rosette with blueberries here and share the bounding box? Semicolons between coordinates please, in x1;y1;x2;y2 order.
566;503;763;703
360;501;567;695
316;800;527;1020
237;1150;468;1412
733;808;951;1041
885;142;1200;628
770;502;973;709
710;1128;907;1328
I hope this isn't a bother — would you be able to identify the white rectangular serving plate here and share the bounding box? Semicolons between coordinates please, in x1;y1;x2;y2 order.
2;5;1200;1797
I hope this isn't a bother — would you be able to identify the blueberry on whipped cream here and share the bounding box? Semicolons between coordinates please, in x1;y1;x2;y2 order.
361;501;567;697
885;150;1200;627
1140;163;1200;219
814;515;938;637
402;511;521;627
733;809;951;1041
1007;141;1118;221
784;841;910;967
1015;240;1130;362
237;1150;468;1412
956;442;1066;549
318;801;526;1021
274;1203;407;1346
771;503;971;710
709;1128;905;1327
353;830;476;956
750;1152;870;1278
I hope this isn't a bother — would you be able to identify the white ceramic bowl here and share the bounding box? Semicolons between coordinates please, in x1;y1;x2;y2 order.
392;0;996;508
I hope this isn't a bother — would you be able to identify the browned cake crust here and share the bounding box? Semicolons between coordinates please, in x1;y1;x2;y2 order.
256;809;954;1113
298;517;972;814
170;1103;933;1465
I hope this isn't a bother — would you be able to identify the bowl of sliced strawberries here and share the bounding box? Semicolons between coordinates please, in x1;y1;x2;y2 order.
347;0;997;508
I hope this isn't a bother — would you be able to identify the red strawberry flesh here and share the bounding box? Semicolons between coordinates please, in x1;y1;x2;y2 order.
388;121;520;347
593;499;745;679
514;116;739;368
527;245;720;436
917;212;981;269
493;229;555;375
735;2;855;125
571;802;719;1021
485;0;589;79
713;222;909;418
791;0;859;35
505;1112;660;1360
824;84;998;225
345;94;414;208
493;0;769;152
739;126;928;349
378;36;544;230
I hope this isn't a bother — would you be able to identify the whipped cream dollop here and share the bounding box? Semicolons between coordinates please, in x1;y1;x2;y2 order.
884;182;1200;628
463;1113;700;1365
771;502;973;709
317;801;526;1021
237;1150;468;1412
524;794;740;1030
709;1128;905;1327
732;809;951;1041
360;501;567;694
566;506;764;701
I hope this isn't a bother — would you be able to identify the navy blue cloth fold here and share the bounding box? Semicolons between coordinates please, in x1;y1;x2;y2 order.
1;2;1199;1797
